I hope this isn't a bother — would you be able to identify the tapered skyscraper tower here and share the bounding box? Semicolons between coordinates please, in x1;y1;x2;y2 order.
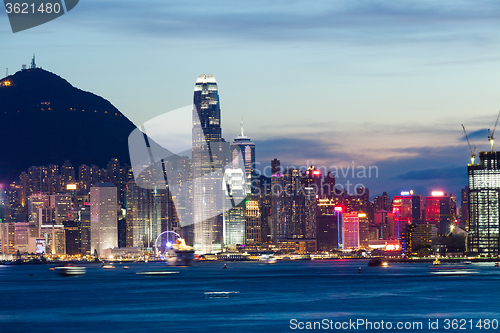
192;75;229;254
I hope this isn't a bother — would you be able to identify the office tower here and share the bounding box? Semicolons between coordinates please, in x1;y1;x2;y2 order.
245;199;262;244
374;209;393;239
271;158;281;176
303;166;322;197
284;168;303;196
468;151;500;256
392;193;423;239
323;171;336;199
40;224;66;255
334;207;343;250
343;212;359;249
64;220;81;255
125;181;170;249
28;193;49;224
75;205;91;255
222;165;247;250
460;186;469;230
425;191;452;235
412;224;437;254
192;74;229;254
1;223;15;254
374;191;392;212
50;194;72;225
358;212;370;248
14;222;30;253
270;163;286;240
303;187;317;239
317;199;338;251
90;182;118;257
231;122;255;194
0;187;7;223
303;166;323;198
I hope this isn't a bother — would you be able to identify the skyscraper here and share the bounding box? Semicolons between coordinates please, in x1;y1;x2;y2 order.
392;193;423;239
192;74;229;254
222;165;247;250
343;212;359;250
425;191;452;235
90;182;118;257
231;121;255;194
468;151;500;256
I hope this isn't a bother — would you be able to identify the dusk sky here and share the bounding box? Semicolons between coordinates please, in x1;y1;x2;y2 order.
2;0;500;198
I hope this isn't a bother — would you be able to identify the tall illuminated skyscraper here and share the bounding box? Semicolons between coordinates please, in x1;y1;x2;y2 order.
468;151;500;256
223;165;247;250
90;182;118;257
192;74;229;254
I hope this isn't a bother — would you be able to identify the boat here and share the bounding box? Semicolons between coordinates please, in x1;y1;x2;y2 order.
102;263;115;269
432;258;441;265
136;270;179;276
56;266;86;276
204;291;239;298
260;254;277;264
165;238;195;266
368;258;390;267
461;260;472;265
495;262;499;268
431;266;478;276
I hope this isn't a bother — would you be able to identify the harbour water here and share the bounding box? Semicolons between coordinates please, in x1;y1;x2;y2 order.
1;260;499;332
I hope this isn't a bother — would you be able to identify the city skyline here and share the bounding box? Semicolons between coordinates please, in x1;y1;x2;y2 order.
3;1;500;197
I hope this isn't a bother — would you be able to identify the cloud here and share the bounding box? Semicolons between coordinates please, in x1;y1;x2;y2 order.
397;166;464;180
73;0;500;45
461;128;488;141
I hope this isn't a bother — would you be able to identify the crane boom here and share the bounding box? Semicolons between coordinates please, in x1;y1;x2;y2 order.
462;124;477;165
488;110;500;152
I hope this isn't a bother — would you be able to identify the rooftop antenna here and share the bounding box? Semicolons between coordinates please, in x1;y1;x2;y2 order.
30;54;36;69
240;116;244;137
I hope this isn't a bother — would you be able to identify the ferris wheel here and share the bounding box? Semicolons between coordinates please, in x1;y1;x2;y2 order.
154;231;181;258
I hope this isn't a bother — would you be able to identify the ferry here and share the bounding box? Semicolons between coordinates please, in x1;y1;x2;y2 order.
56;266;86;276
204;291;239;298
260;254;277;264
167;238;195;266
430;266;478;276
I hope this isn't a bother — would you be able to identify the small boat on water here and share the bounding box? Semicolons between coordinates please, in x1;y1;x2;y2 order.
56;266;86;276
102;263;115;269
368;258;390;267
204;291;239;298
136;270;179;276
260;254;277;264
431;266;477;276
495;262;499;268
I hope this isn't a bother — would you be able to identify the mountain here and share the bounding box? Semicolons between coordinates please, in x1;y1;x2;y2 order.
0;68;139;183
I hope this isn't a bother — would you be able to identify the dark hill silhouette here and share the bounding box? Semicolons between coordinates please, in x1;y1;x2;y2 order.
0;68;142;183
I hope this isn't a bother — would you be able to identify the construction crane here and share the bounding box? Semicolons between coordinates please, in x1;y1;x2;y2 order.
462;124;477;165
488;111;500;152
